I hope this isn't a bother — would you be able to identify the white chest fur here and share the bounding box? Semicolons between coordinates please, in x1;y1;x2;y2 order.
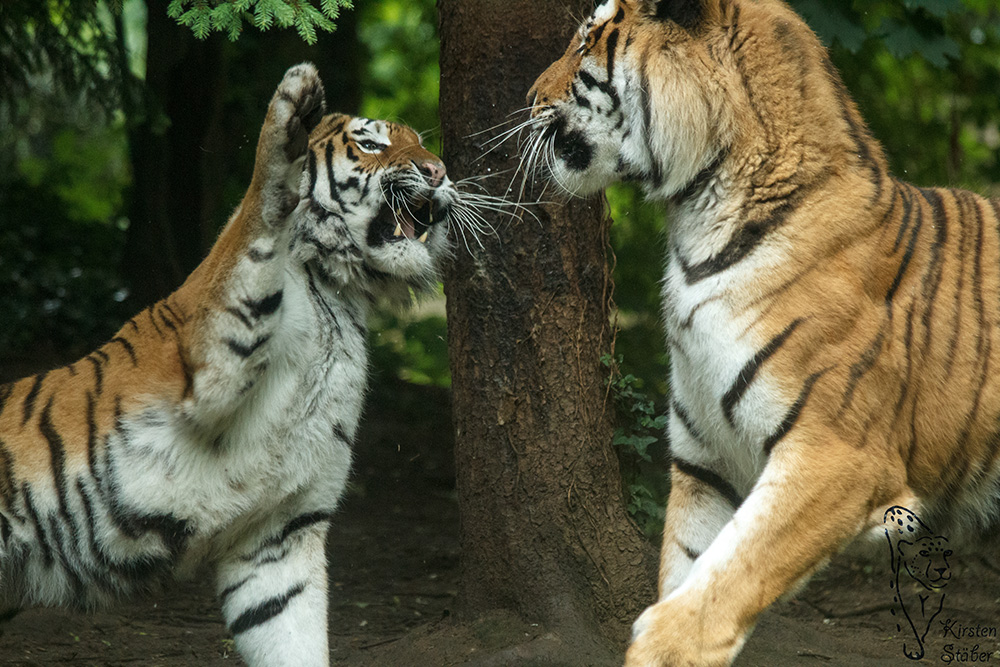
112;267;368;571
662;254;788;494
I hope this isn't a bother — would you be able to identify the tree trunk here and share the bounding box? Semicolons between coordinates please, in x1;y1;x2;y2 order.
120;2;362;310
439;0;657;645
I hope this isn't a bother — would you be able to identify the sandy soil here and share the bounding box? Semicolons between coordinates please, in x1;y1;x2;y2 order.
1;375;998;666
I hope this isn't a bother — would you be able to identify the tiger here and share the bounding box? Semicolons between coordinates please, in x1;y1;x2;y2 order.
522;0;1000;665
0;63;457;666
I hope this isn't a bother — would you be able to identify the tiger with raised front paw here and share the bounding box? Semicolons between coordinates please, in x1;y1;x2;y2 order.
0;63;459;666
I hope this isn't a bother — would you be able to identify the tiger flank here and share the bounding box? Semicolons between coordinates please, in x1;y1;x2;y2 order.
523;0;1000;665
0;63;457;666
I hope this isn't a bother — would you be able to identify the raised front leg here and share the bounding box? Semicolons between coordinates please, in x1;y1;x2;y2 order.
217;516;332;667
658;403;745;596
626;428;904;667
179;64;326;426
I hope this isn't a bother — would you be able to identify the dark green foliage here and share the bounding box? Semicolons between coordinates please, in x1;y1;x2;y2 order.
0;178;129;357
0;1;123;114
602;354;670;540
166;0;353;44
358;0;440;152
369;312;451;388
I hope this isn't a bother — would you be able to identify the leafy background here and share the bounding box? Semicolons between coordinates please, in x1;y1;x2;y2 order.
2;0;999;535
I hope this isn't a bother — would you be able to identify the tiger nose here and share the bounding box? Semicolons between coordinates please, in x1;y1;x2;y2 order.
417;160;446;187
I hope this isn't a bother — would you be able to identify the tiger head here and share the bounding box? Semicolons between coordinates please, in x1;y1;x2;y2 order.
525;0;842;200
293;113;454;289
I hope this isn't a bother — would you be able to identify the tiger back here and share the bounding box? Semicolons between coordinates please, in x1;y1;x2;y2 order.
0;63;457;667
523;1;1000;665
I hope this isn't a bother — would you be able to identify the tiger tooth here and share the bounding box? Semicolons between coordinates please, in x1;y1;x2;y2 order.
418;232;429;243
393;223;404;237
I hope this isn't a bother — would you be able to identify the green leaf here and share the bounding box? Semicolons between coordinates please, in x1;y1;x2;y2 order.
882;21;960;67
796;0;868;51
903;0;964;19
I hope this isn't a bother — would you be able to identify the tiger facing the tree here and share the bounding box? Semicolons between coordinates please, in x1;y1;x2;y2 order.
523;0;1000;665
0;64;458;666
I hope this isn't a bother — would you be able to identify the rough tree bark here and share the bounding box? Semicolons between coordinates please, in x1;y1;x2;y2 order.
439;0;657;648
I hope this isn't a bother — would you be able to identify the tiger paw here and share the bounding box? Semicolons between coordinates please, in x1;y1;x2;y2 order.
256;63;327;228
273;63;326;161
625;599;743;667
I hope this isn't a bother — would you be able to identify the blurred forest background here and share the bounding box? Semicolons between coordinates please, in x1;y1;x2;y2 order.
2;0;1000;536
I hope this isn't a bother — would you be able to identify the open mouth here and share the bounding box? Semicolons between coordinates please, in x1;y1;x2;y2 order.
369;190;448;247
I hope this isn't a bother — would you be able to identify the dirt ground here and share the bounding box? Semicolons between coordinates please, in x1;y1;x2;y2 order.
1;368;999;666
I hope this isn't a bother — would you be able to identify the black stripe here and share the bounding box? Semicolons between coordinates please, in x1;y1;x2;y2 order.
639;65;664;188
0;383;13;417
75;478;103;568
892;185;914;252
0;440;21;520
22;372;47;425
161;300;183;326
0;513;10;546
243;290;283;319
226;306;254;329
672;400;703;444
762;369;828;455
220;576;253;605
47;512;86;601
672;457;743;509
109;337;138;366
225;336;270;358
85;392;101;487
840;329;885;416
675;148;728;203
40;398;81;552
679;542;700;561
590;21;607;46
86;355;104;395
280;511;333;543
918;188;947;357
229;582;306;635
158;305;179;334
21;483;53;568
605;29;619;84
146;308;164;339
885;186;923;308
325;142;348;209
722;318;803;428
332;423;351;444
307;148;318;193
678;172;828;284
945;190;968;379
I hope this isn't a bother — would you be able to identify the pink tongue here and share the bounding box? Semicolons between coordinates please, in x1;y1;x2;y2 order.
400;217;416;239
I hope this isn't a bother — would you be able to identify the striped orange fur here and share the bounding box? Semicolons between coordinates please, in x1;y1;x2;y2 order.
523;0;1000;665
0;63;460;666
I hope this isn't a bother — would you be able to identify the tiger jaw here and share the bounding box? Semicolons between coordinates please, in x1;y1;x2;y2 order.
368;195;448;247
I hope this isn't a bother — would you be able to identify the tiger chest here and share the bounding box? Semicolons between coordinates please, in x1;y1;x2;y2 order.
662;265;789;480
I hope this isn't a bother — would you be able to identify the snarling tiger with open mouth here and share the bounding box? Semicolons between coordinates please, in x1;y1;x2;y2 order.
0;63;499;666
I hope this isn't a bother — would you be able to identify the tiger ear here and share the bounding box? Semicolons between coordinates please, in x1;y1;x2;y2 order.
647;0;709;30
